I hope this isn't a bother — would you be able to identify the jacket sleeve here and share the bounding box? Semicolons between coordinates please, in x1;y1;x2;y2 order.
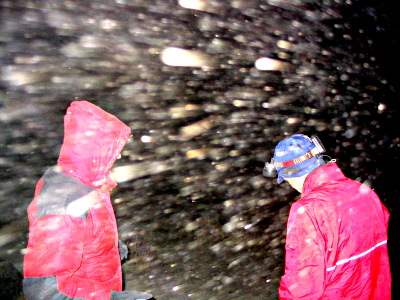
24;170;91;279
24;214;86;278
24;169;116;300
24;213;118;300
279;203;326;300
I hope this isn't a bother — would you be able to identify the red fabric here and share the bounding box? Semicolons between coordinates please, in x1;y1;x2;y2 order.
24;101;131;300
58;101;131;189
279;163;391;299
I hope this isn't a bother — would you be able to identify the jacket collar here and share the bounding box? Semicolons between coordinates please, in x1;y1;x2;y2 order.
302;162;346;196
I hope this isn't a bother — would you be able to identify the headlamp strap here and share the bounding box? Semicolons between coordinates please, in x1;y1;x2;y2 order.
274;147;319;168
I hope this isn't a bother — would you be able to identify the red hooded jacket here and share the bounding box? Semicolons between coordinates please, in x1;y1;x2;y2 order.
24;101;131;300
279;162;391;299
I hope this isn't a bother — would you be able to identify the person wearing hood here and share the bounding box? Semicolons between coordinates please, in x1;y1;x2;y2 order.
23;101;152;300
264;134;391;299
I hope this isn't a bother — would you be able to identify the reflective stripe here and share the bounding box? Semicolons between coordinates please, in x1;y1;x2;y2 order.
326;240;387;272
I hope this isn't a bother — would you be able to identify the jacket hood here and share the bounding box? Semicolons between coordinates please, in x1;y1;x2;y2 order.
58;101;131;189
302;162;346;196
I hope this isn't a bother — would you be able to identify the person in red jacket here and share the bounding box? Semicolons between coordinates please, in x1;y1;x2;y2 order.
264;134;391;299
23;101;152;300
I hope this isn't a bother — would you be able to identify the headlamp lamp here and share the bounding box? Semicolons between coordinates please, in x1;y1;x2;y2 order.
263;159;276;177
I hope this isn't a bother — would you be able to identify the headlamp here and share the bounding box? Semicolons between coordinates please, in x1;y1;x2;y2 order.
263;135;326;178
263;159;276;177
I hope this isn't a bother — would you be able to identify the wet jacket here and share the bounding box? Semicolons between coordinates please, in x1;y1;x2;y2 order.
279;163;391;299
23;101;131;300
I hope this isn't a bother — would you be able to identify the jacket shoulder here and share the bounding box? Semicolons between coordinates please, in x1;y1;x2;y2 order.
35;166;95;219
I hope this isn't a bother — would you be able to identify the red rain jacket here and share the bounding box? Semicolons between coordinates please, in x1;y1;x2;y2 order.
24;101;131;300
279;163;391;299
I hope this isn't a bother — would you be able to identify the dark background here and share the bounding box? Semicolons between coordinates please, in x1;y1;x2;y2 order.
1;0;399;299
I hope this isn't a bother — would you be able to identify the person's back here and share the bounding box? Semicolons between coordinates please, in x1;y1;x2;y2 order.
265;134;391;300
288;163;391;299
